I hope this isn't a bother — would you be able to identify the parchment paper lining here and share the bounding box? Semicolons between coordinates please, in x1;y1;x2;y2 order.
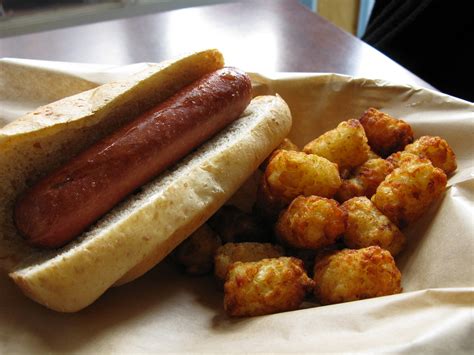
1;58;473;353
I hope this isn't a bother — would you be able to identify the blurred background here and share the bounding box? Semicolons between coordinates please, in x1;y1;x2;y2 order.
0;0;472;101
0;0;372;39
0;1;237;37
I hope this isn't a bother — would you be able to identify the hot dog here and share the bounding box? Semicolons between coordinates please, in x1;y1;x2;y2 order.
0;50;292;312
15;67;252;248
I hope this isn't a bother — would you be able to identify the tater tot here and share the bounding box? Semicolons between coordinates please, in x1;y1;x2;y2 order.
403;136;457;175
260;138;299;170
389;149;444;168
372;153;447;227
275;196;347;250
341;197;405;256
265;150;341;203
214;242;284;280
303;119;370;170
224;257;314;316
336;158;394;202
313;246;402;305
174;224;222;275
359;108;414;157
386;150;420;167
208;205;272;243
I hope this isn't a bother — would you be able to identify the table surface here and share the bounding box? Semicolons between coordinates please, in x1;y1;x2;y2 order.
0;0;433;89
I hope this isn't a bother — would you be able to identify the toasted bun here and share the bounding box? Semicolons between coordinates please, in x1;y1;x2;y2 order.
0;51;292;312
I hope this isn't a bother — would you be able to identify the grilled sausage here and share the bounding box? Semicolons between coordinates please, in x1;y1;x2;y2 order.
14;67;252;248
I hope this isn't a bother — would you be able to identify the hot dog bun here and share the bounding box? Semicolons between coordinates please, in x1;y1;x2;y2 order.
0;50;292;312
1;49;225;272
14;67;253;249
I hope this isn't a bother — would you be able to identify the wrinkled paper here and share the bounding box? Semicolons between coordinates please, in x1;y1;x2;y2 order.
0;58;473;353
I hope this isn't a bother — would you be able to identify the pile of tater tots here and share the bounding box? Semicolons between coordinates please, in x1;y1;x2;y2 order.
173;107;456;317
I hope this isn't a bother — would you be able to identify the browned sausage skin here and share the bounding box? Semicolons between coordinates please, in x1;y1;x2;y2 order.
15;67;252;248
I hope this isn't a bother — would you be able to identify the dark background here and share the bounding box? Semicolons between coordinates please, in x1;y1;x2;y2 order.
363;0;474;102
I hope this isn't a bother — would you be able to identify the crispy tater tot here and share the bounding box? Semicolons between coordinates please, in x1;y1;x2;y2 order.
260;138;299;171
386;150;418;167
372;153;447;228
354;158;394;196
359;108;414;157
174;224;222;275
341;197;405;256
208;205;272;243
401;136;457;175
313;246;402;305
224;257;314;316
336;158;394;202
214;242;284;280
275;196;346;250
303;119;370;170
265;150;341;204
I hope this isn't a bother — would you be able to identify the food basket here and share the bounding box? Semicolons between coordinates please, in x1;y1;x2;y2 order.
0;58;473;353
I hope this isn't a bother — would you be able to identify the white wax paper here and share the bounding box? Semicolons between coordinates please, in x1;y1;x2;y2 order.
0;58;473;353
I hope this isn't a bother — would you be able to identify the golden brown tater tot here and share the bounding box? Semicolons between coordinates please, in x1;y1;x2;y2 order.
386;150;418;167
275;196;346;250
214;242;284;280
359;108;414;157
341;197;405;256
372;153;447;227
303;119;370;170
224;257;314;316
265;150;341;203
313;246;402;305
260;138;299;171
402;136;456;175
336;158;394;202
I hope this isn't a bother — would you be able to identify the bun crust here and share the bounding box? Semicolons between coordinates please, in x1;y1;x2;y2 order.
1;49;225;272
0;51;292;312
